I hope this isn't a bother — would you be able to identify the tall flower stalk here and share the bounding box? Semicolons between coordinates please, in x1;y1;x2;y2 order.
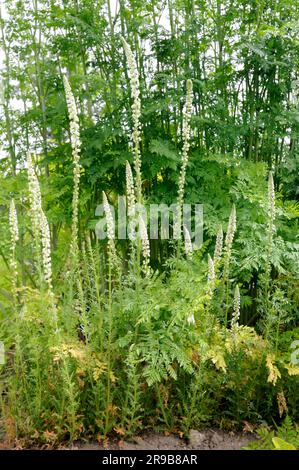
222;204;237;326
27;152;42;240
9;199;19;304
40;209;53;292
177;79;193;235
183;225;193;259
263;171;276;340
126;161;136;217
126;161;136;241
26;153;55;304
265;171;275;284
63;75;81;260
139;215;151;276
102;190;117;435
122;40;150;280
232;284;240;328
122;38;142;204
213;225;223;265
223;205;236;279
207;254;215;297
102;191;118;267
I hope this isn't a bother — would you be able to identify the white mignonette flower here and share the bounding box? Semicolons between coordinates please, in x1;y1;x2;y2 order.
177;79;193;215
207;254;215;297
25;158;56;316
183;225;193;258
214;225;223;263
232;284;240;328
225;204;236;250
102;191;115;241
139;215;151;276
9;199;19;286
63;75;81;255
40;209;53;291
26;153;54;295
63;75;81;164
102;191;119;267
27;152;42;235
122;38;142;202
208;254;215;283
9;199;19;245
126;161;136;218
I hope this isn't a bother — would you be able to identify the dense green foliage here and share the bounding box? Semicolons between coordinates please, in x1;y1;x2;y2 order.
0;0;298;448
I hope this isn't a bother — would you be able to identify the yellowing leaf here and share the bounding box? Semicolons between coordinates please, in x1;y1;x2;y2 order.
285;363;299;376
92;362;107;381
266;354;281;386
272;437;296;450
206;347;227;372
114;427;125;436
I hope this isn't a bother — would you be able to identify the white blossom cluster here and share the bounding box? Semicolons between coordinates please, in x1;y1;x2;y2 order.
122;38;142;202
232;284;240;328
177;79;193;218
225;204;236;251
40;209;53;291
102;192;115;241
9;199;19;246
102;192;118;267
183;225;193;258
63;75;81;256
207;254;215;283
126;161;137;241
126;161;136;218
9;199;19;287
207;254;215;297
213;225;223;264
139;215;151;276
27;152;42;236
27;152;53;293
223;205;237;284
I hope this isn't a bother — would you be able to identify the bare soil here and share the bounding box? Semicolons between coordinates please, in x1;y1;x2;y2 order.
71;429;256;451
0;429;256;450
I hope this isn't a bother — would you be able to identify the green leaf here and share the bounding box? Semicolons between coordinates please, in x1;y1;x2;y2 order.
272;437;297;450
149;139;179;162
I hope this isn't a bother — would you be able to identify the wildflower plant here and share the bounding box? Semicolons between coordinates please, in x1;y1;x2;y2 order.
1;28;298;449
26;152;42;240
9;199;19;302
222;204;237;325
207;254;215;297
224;205;237;260
26;153;55;297
40;209;53;293
63;75;81;260
122;38;142;204
125;160;136;241
214;225;223;265
102;191;118;268
232;285;240;328
177;79;193;234
139;214;151;276
265;171;276;283
183;225;193;258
